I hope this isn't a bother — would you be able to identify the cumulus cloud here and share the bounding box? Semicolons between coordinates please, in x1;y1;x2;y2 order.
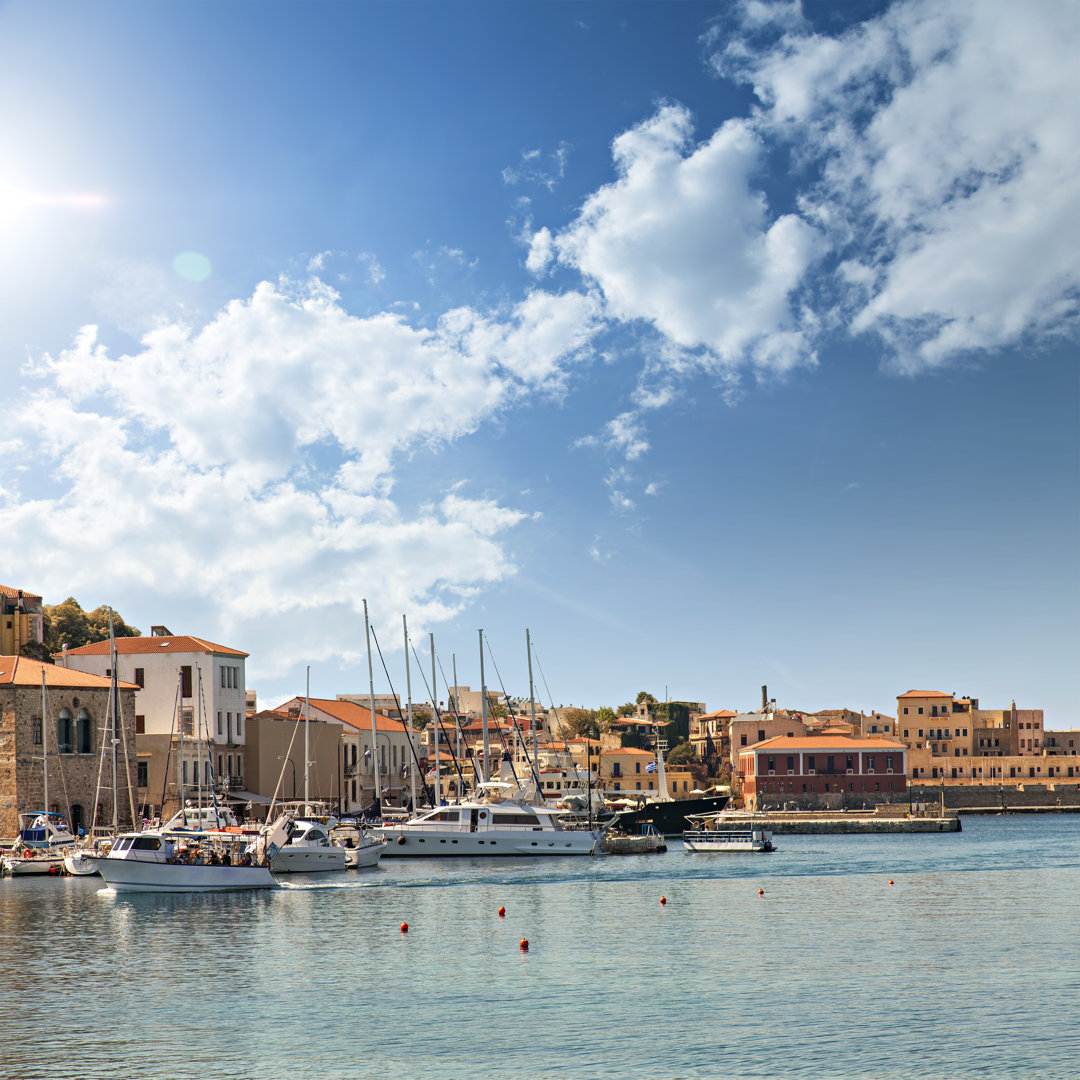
550;104;825;373
712;0;1080;371
3;275;603;678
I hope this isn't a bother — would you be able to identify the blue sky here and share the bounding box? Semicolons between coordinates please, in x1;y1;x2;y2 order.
2;0;1077;723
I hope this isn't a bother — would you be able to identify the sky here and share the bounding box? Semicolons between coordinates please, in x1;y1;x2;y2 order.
1;0;1077;723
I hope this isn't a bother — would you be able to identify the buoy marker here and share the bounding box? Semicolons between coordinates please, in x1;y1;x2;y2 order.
758;888;765;896
400;922;409;933
498;906;506;917
519;938;529;951
889;879;894;886
660;896;667;905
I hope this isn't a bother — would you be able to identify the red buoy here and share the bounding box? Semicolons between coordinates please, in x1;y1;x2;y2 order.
519;938;529;951
400;922;409;933
660;896;667;905
889;879;894;886
758;888;765;896
498;906;506;917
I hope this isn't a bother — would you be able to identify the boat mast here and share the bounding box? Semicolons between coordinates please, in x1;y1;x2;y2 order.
526;629;537;772
177;668;184;816
452;654;462;779
364;600;380;814
304;665;311;811
41;667;49;824
109;610;119;834
479;629;488;784
429;633;440;805
403;615;416;810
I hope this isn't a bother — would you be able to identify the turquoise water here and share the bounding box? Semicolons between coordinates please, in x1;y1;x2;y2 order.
1;815;1077;1079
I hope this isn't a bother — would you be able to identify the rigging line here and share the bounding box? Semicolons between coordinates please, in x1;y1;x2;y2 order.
483;638;539;788
197;669;222;823
408;640;467;798
368;625;435;805
91;679;114;833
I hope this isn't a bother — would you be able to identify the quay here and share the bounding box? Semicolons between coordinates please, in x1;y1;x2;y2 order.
756;810;961;834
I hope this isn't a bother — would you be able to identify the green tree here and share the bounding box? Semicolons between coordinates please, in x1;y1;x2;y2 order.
558;707;599;740
595;705;616;732
666;738;696;766
636;690;658;705
616;702;635;717
410;708;433;730
43;597;141;653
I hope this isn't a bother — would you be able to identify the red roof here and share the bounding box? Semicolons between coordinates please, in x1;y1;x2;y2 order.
0;656;139;690
60;635;248;658
600;747;656;757
897;690;951;699
741;734;906;752
0;584;42;601
278;696;408;735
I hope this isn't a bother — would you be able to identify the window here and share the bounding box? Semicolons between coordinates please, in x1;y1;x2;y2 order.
221;667;227;688
57;709;74;754
137;761;148;787
135;714;145;734
32;716;42;746
181;666;193;698
740;734;747;746
76;709;91;753
918;707;924;715
768;757;776;771
217;711;223;736
787;756;795;771
635;762;641;774
866;755;875;771
903;707;909;715
758;730;765;742
903;729;909;737
636;781;641;790
807;756;815;771
235;713;243;738
613;762;621;777
846;755;854;770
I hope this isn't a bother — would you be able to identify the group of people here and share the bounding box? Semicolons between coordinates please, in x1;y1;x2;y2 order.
166;843;254;866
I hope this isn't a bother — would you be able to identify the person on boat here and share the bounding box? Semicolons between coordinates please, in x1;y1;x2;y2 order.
221;850;231;865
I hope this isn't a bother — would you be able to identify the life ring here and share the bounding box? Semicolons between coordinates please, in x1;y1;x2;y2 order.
23;848;34;858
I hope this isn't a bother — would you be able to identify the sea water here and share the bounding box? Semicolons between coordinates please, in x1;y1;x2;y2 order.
0;814;1077;1080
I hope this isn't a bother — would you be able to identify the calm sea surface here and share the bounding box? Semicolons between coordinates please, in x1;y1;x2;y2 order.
1;814;1077;1080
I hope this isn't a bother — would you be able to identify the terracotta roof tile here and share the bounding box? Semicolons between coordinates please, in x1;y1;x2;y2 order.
897;690;951;699
58;635;248;658
0;584;42;601
0;656;139;689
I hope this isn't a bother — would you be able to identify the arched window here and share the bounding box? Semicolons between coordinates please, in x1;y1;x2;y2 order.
57;709;74;754
76;709;92;754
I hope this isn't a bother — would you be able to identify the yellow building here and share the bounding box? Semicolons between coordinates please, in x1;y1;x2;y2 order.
1;586;44;657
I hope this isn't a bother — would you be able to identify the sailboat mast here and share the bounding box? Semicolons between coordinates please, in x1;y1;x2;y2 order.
41;669;49;821
177;669;184;817
526;629;537;768
479;630;488;784
109;610;118;833
304;665;311;810
429;633;440;805
452;654;462;778
364;600;380;814
403;616;416;810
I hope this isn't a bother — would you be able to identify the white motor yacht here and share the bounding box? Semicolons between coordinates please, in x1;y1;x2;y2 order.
264;817;348;873
376;785;604;857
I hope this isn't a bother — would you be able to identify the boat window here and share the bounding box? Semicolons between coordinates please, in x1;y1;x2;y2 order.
491;811;540;825
309;829;326;841
113;837;134;851
132;836;162;850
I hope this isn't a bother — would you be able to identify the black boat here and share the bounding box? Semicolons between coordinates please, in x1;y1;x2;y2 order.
610;793;730;836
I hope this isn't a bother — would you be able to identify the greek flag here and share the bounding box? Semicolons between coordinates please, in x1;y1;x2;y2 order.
646;761;657;773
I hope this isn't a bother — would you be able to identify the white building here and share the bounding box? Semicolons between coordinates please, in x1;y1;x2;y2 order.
59;631;249;817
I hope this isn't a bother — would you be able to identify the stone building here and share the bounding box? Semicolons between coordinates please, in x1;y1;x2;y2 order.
0;657;138;837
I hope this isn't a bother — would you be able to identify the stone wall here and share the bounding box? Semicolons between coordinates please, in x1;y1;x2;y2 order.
0;683;138;838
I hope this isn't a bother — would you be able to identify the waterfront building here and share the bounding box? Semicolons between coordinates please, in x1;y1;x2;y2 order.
739;734;908;811
0;585;44;657
270;696;416;811
0;656;138;837
601;746;662;795
59;629;248;821
689;708;736;761
728;710;810;770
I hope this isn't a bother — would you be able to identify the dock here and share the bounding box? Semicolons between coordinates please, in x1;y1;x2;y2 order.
754;810;961;834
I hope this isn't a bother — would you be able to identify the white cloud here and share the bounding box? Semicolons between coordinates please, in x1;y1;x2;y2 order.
714;0;1080;371
550;103;825;373
3;274;604;680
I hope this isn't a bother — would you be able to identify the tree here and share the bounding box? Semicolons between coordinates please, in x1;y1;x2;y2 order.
666;738;696;766
410;708;433;730
43;597;141;653
595;706;616;732
558;707;599;740
616;702;635;717
636;690;658;705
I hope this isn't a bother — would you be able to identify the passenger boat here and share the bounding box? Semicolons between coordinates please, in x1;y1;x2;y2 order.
376;784;604;857
682;812;775;853
87;831;277;892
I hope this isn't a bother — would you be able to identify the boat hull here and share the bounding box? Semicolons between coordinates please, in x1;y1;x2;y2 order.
611;795;730;836
269;847;347;873
377;826;602;857
2;854;66;875
89;857;277;893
